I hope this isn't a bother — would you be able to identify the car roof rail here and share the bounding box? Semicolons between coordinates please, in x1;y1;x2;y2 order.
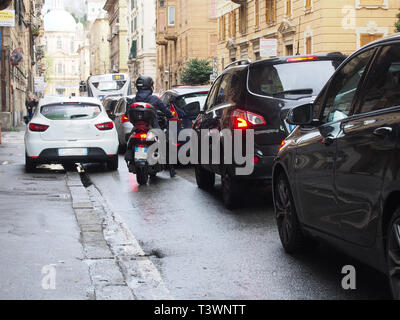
224;59;252;70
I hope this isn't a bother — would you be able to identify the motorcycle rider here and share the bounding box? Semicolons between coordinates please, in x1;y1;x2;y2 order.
124;76;175;174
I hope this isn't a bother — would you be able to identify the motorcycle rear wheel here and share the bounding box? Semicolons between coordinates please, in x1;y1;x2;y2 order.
136;168;149;185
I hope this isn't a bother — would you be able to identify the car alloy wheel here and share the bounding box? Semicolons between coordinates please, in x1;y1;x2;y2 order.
387;214;400;300
274;173;314;253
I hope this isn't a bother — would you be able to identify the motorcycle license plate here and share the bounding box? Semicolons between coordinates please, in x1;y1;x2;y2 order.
135;147;147;160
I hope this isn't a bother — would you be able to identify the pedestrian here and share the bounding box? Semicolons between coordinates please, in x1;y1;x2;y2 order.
25;92;38;121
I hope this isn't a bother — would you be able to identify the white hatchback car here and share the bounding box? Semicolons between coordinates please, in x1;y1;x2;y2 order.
25;96;119;172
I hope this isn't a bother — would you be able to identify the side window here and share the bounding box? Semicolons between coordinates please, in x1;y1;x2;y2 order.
322;48;375;123
215;74;232;106
115;100;123;114
204;77;222;111
162;93;170;104
358;44;400;114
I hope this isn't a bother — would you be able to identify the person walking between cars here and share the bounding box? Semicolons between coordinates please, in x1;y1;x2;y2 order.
25;92;38;121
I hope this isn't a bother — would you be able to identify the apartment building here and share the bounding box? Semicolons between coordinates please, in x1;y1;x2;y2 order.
127;0;157;89
155;0;218;92
217;0;400;71
0;0;45;129
89;12;111;75
103;0;129;73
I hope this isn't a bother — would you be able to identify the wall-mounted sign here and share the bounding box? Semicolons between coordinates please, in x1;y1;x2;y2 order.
260;38;278;58
0;9;15;27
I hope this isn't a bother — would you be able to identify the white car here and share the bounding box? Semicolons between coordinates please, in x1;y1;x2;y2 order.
24;96;119;172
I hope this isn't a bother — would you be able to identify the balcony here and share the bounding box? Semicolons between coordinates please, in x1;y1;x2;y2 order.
156;32;168;46
231;0;247;4
164;29;177;41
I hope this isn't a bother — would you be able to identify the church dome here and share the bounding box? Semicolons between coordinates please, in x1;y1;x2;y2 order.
44;9;77;32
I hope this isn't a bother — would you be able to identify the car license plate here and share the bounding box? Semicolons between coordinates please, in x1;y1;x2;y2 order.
58;148;88;156
135;147;147;160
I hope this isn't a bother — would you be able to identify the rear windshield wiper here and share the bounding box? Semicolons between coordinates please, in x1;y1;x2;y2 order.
272;88;313;97
70;114;89;119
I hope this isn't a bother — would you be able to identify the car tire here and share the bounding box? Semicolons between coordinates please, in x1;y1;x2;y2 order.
386;207;400;300
221;171;240;209
136;168;148;185
195;165;215;190
25;154;36;173
106;155;119;171
274;172;315;254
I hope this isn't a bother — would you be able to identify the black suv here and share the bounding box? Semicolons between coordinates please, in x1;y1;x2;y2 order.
272;35;400;298
194;53;346;208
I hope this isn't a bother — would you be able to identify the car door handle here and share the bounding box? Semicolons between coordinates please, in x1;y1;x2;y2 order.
373;126;393;137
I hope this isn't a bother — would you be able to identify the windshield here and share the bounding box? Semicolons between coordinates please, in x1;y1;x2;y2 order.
175;93;209;111
41;104;101;120
92;81;127;92
248;60;340;100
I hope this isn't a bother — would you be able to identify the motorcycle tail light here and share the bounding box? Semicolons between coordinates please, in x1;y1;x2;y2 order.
134;132;148;140
121;115;130;123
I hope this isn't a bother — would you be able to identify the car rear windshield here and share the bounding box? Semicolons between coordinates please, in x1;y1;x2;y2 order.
248;60;342;100
175;93;209;111
41;104;102;120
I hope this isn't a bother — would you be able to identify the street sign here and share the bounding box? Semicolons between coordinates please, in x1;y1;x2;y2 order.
0;10;15;27
34;77;45;93
260;38;278;58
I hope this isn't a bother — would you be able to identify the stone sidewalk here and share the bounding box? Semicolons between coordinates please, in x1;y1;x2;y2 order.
0;128;92;299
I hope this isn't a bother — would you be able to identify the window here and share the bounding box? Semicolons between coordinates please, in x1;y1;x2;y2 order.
57;37;62;50
239;4;247;34
222;15;226;40
266;0;276;24
285;44;293;56
358;0;385;7
255;0;260;29
360;33;383;47
305;36;312;54
215;74;232;106
40;104;101;120
305;0;312;10
358;45;400;113
322;49;375;122
286;0;292;17
131;0;135;10
168;6;175;26
58;63;63;74
141;35;144;49
232;10;236;37
204;77;222;111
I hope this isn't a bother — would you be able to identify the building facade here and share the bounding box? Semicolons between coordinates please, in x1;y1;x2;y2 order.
103;0;129;74
89;12;111;75
43;1;85;97
0;0;45;129
127;0;157;90
216;0;400;72
155;0;218;92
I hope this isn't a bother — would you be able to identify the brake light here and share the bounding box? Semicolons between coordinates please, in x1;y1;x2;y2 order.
232;109;266;129
254;156;260;164
121;114;130;123
279;140;286;151
169;104;179;119
29;123;49;132
287;56;318;62
134;132;148;140
130;103;152;109
95;122;114;130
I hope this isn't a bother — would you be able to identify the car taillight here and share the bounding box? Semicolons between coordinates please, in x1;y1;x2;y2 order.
121;115;130;123
287;56;318;62
134;132;147;140
279;140;286;151
232;109;266;129
95;122;114;130
29;123;49;132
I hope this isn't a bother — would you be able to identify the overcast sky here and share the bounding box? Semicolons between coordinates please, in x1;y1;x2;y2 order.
43;0;87;18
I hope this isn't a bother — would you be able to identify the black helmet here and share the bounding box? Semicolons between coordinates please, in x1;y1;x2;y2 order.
136;76;154;91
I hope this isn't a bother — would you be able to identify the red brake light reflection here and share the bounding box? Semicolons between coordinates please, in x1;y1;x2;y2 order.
134;133;148;140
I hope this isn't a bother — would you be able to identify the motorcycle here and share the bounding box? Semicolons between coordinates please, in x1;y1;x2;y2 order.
126;102;176;185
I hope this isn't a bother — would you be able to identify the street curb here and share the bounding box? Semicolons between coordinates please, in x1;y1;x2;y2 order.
66;172;134;300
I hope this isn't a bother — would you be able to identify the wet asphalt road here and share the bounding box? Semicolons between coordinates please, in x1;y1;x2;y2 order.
83;155;391;300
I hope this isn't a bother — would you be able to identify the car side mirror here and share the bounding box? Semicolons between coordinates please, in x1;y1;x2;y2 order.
184;101;201;116
287;103;314;126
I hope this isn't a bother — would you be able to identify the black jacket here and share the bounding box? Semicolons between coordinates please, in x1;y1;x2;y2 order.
130;89;170;115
